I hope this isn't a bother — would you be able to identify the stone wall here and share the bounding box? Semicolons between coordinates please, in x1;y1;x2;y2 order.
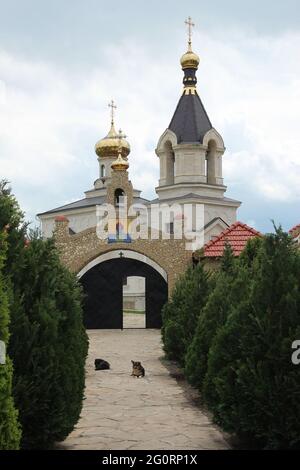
54;218;192;295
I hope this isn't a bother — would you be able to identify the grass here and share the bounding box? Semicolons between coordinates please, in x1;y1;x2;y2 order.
123;309;145;315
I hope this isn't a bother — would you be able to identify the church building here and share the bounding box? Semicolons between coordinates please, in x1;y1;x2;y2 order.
38;19;242;329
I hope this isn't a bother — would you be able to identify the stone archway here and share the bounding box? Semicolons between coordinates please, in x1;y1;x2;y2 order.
78;250;168;329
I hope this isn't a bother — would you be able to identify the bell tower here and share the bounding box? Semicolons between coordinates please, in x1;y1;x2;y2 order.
155;17;226;201
155;17;240;237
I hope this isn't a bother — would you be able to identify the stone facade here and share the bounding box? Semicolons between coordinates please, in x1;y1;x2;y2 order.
106;169;134;209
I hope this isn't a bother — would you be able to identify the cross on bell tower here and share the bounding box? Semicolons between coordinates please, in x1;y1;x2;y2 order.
184;16;195;50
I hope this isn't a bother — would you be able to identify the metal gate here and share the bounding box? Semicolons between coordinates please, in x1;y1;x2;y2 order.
80;257;168;329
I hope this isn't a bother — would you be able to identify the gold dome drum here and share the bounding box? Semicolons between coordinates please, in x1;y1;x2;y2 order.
95;123;130;158
111;154;129;171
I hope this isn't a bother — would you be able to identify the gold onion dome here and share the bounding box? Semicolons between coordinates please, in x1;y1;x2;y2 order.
180;45;200;70
111;153;129;171
95;122;130;158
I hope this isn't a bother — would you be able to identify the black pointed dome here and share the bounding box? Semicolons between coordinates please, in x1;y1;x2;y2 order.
169;91;212;144
168;42;212;144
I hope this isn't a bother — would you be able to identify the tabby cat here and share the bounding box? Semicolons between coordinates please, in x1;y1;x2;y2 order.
131;360;145;378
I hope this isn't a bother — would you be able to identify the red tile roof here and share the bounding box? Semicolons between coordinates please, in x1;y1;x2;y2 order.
289;223;300;238
55;215;69;222
204;221;262;258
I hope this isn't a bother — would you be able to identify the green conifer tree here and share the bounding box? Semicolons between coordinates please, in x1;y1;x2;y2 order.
0;229;21;449
0;181;27;279
8;235;89;448
0;182;88;449
204;228;300;449
185;243;237;389
162;262;212;366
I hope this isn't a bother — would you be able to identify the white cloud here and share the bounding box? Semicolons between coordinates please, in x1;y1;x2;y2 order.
0;30;300;227
196;31;300;202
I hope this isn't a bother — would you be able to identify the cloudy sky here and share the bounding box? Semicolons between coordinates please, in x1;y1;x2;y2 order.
0;0;299;233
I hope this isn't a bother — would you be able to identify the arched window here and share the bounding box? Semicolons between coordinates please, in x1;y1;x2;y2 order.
100;164;106;178
206;140;217;185
164;141;175;185
114;188;125;207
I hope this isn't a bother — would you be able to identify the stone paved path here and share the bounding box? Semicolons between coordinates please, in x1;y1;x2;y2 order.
59;330;229;450
123;312;145;329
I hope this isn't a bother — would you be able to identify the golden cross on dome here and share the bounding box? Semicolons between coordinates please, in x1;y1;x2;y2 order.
185;16;195;47
108;99;117;124
118;128;127;153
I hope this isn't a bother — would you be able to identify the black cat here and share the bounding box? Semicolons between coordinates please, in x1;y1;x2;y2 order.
94;358;110;370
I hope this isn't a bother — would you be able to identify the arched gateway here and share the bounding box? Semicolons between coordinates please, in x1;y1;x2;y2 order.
78;250;168;329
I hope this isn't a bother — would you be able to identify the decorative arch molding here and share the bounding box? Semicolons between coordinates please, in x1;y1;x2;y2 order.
77;249;168;282
155;129;178;154
54;218;191;294
202;127;225;150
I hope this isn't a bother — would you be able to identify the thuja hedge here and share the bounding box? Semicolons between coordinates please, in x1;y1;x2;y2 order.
162;229;300;449
0;181;89;449
9;235;89;448
185;238;262;391
184;243;237;389
161;262;212;366
0;230;21;449
204;228;300;449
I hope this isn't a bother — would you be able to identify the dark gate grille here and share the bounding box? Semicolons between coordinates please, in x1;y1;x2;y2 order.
80;257;168;329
